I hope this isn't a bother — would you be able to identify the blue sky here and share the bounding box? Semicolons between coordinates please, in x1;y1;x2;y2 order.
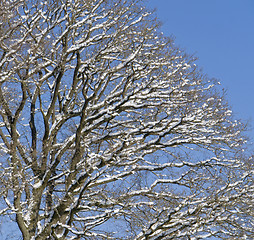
146;0;254;144
0;1;253;239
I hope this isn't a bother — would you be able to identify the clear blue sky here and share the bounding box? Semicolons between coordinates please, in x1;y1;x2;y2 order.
146;0;254;144
0;1;253;239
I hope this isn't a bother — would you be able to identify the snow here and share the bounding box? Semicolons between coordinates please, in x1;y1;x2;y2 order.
33;180;42;189
0;0;252;239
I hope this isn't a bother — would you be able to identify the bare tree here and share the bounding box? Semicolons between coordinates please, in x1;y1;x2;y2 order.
0;0;253;239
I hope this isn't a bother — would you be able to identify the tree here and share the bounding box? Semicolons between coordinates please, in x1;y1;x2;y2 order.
0;0;253;239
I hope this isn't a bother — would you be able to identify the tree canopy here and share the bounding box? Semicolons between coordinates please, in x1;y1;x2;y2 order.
0;0;253;239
